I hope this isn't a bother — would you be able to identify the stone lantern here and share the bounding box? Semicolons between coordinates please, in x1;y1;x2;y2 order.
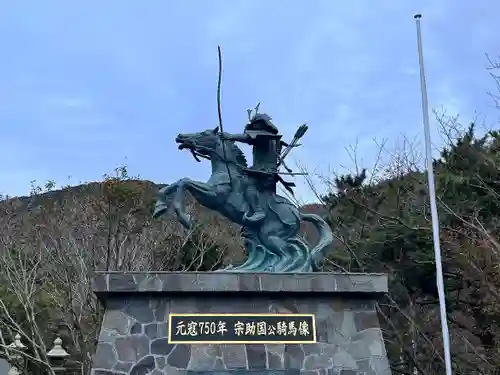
46;337;70;374
7;334;26;375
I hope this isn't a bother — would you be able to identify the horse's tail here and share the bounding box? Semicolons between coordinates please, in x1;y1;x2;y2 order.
299;212;334;270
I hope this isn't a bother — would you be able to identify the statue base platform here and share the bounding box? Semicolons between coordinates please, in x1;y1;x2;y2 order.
90;272;392;375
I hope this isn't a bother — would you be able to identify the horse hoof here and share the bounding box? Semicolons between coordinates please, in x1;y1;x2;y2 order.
180;214;192;229
153;205;168;218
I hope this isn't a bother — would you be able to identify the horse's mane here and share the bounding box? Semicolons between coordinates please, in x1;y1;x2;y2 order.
224;140;248;167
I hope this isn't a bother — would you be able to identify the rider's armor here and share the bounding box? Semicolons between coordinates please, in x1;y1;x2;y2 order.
244;114;282;181
220;113;283;223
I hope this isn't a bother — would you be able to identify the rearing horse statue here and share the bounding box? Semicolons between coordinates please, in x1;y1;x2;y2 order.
152;126;333;272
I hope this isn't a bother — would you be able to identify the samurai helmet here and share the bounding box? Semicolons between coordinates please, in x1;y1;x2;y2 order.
246;113;279;134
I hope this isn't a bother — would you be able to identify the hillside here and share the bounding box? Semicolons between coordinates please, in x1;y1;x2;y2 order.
0;179;246;271
0;178;331;272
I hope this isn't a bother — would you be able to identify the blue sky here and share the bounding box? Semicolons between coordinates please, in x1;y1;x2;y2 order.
0;1;498;203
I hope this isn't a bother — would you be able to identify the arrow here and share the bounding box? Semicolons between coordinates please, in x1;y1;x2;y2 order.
277;123;308;167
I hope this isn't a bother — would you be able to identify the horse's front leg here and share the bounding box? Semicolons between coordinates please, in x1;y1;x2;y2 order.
172;178;219;229
169;178;190;229
153;182;180;218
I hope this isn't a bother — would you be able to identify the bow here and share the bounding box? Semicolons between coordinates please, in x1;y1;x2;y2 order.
217;46;233;187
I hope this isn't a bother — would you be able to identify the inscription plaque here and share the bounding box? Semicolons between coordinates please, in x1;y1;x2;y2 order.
168;313;316;344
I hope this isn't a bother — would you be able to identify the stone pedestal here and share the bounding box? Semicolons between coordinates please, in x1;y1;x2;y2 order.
90;272;392;375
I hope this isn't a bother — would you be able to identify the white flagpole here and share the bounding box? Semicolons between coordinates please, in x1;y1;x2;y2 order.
414;14;453;375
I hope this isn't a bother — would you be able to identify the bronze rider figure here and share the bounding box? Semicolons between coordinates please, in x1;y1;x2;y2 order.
219;113;295;224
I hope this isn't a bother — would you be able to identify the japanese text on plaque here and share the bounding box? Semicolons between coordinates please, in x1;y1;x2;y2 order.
168;314;316;344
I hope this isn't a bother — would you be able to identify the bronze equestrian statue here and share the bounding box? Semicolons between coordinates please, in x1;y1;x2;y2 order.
153;110;333;272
